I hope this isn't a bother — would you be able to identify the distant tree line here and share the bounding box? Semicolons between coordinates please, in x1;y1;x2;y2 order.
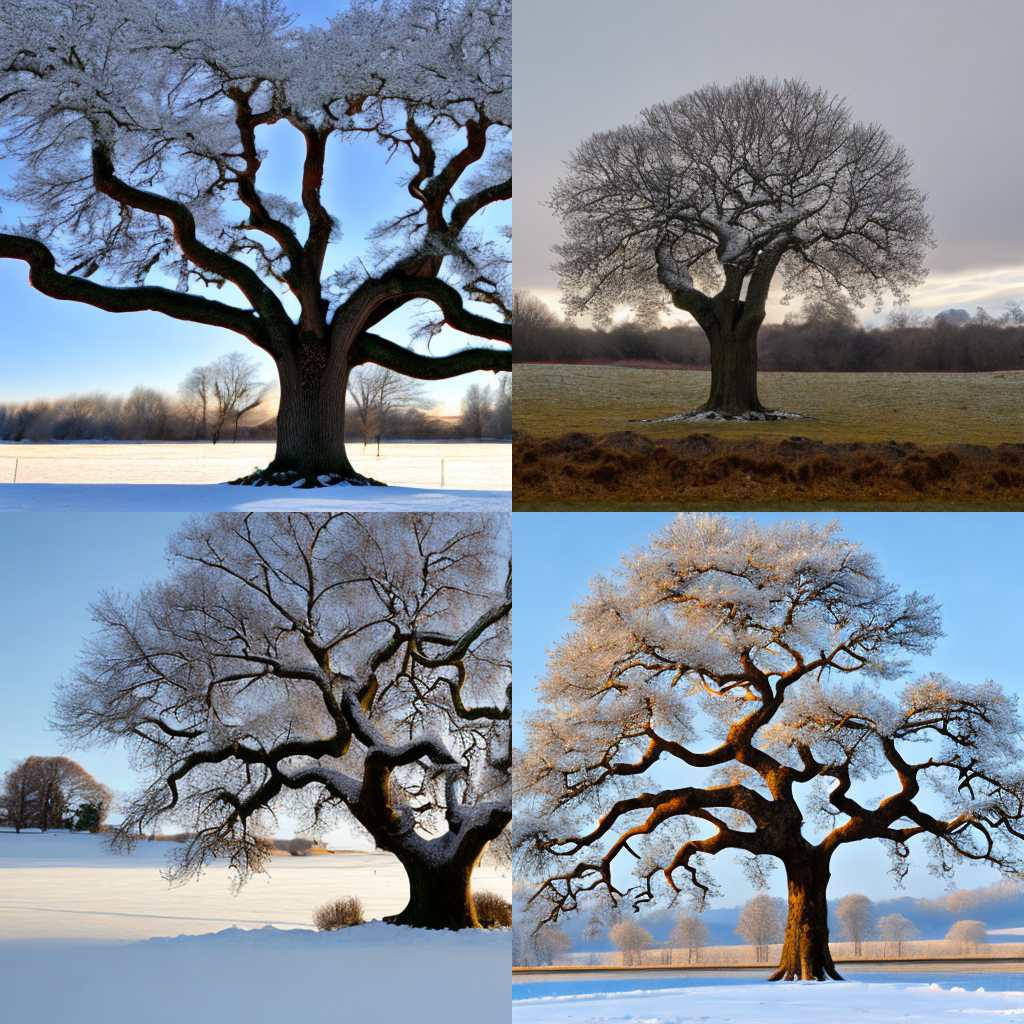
513;291;1024;372
1;756;111;832
0;354;512;443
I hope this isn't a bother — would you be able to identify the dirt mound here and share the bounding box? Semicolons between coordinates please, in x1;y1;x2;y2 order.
514;432;1024;509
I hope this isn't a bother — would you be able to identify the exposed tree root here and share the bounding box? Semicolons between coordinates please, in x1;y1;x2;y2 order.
229;467;385;488
631;408;808;424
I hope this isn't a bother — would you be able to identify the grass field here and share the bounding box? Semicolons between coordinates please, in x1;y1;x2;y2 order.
513;365;1024;446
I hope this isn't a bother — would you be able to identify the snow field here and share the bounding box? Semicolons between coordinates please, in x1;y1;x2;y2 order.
0;832;511;941
0;924;509;1024
511;979;1024;1023
0;440;511;489
0;833;510;1023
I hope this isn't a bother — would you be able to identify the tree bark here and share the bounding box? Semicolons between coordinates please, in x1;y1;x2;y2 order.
387;846;481;930
232;335;381;487
769;854;842;981
700;320;765;416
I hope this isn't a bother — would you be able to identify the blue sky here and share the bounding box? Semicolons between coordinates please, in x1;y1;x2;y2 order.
0;0;509;416
513;512;1024;902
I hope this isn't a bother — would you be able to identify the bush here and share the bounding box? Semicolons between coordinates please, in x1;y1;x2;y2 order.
474;891;512;928
313;896;365;931
286;837;315;856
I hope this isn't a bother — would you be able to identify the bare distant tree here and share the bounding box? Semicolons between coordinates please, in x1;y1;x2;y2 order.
551;76;931;417
0;757;110;832
0;0;510;485
346;366;427;450
671;910;710;964
124;388;171;439
835;894;875;956
736;896;785;962
878;913;917;958
513;290;559;336
785;291;860;330
491;373;512;437
514;915;572;966
945;919;988;954
179;365;214;439
461;382;493;438
56;513;511;929
205;353;271;443
609;919;653;966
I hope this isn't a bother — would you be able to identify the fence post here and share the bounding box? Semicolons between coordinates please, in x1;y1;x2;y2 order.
12;458;18;484
440;458;445;488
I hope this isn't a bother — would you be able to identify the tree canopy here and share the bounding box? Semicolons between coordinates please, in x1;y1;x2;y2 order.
0;0;511;482
57;511;511;928
515;515;1024;979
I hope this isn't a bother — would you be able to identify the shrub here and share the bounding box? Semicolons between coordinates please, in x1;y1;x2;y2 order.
286;837;315;856
474;891;512;928
313;896;365;931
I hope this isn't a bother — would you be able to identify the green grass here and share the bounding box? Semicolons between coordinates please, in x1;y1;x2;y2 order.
514;365;1024;447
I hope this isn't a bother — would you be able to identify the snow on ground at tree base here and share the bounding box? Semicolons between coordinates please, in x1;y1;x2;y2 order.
0;441;511;490
512;979;1024;1023
0;481;509;511
0;831;511;941
0;924;509;1024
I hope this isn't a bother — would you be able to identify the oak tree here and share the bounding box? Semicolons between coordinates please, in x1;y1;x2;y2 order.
551;77;930;418
56;511;511;929
0;0;510;485
515;515;1024;980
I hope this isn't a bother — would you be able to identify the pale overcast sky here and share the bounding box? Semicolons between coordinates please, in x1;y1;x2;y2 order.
514;0;1024;322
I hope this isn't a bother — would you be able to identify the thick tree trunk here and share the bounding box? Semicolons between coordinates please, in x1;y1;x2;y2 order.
769;854;842;981
387;848;481;930
700;322;765;416
231;336;382;487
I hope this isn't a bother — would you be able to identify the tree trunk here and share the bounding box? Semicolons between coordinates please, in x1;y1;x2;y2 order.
700;321;765;416
769;854;842;981
387;849;480;929
231;337;382;487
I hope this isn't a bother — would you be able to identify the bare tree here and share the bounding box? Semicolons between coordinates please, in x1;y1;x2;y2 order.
878;912;917;958
204;352;271;443
124;387;171;439
179;365;213;440
0;0;510;486
491;373;512;437
671;910;709;964
346;366;427;450
461;382;493;438
516;515;1024;981
0;757;110;832
835;893;875;956
609;919;653;966
56;512;510;929
736;895;785;962
945;919;987;954
551;76;931;417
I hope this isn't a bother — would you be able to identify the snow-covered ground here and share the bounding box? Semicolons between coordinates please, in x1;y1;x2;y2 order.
3;924;508;1024
0;831;511;940
0;441;510;508
512;979;1024;1023
0;441;511;489
0;832;510;1023
0;481;508;510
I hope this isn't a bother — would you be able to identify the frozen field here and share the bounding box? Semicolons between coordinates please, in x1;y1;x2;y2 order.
512;978;1024;1023
0;831;511;940
0;440;511;489
0;832;510;1023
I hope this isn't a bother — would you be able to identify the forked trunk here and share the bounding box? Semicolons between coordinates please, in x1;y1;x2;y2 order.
769;854;842;981
231;335;381;487
700;322;765;416
387;847;481;930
